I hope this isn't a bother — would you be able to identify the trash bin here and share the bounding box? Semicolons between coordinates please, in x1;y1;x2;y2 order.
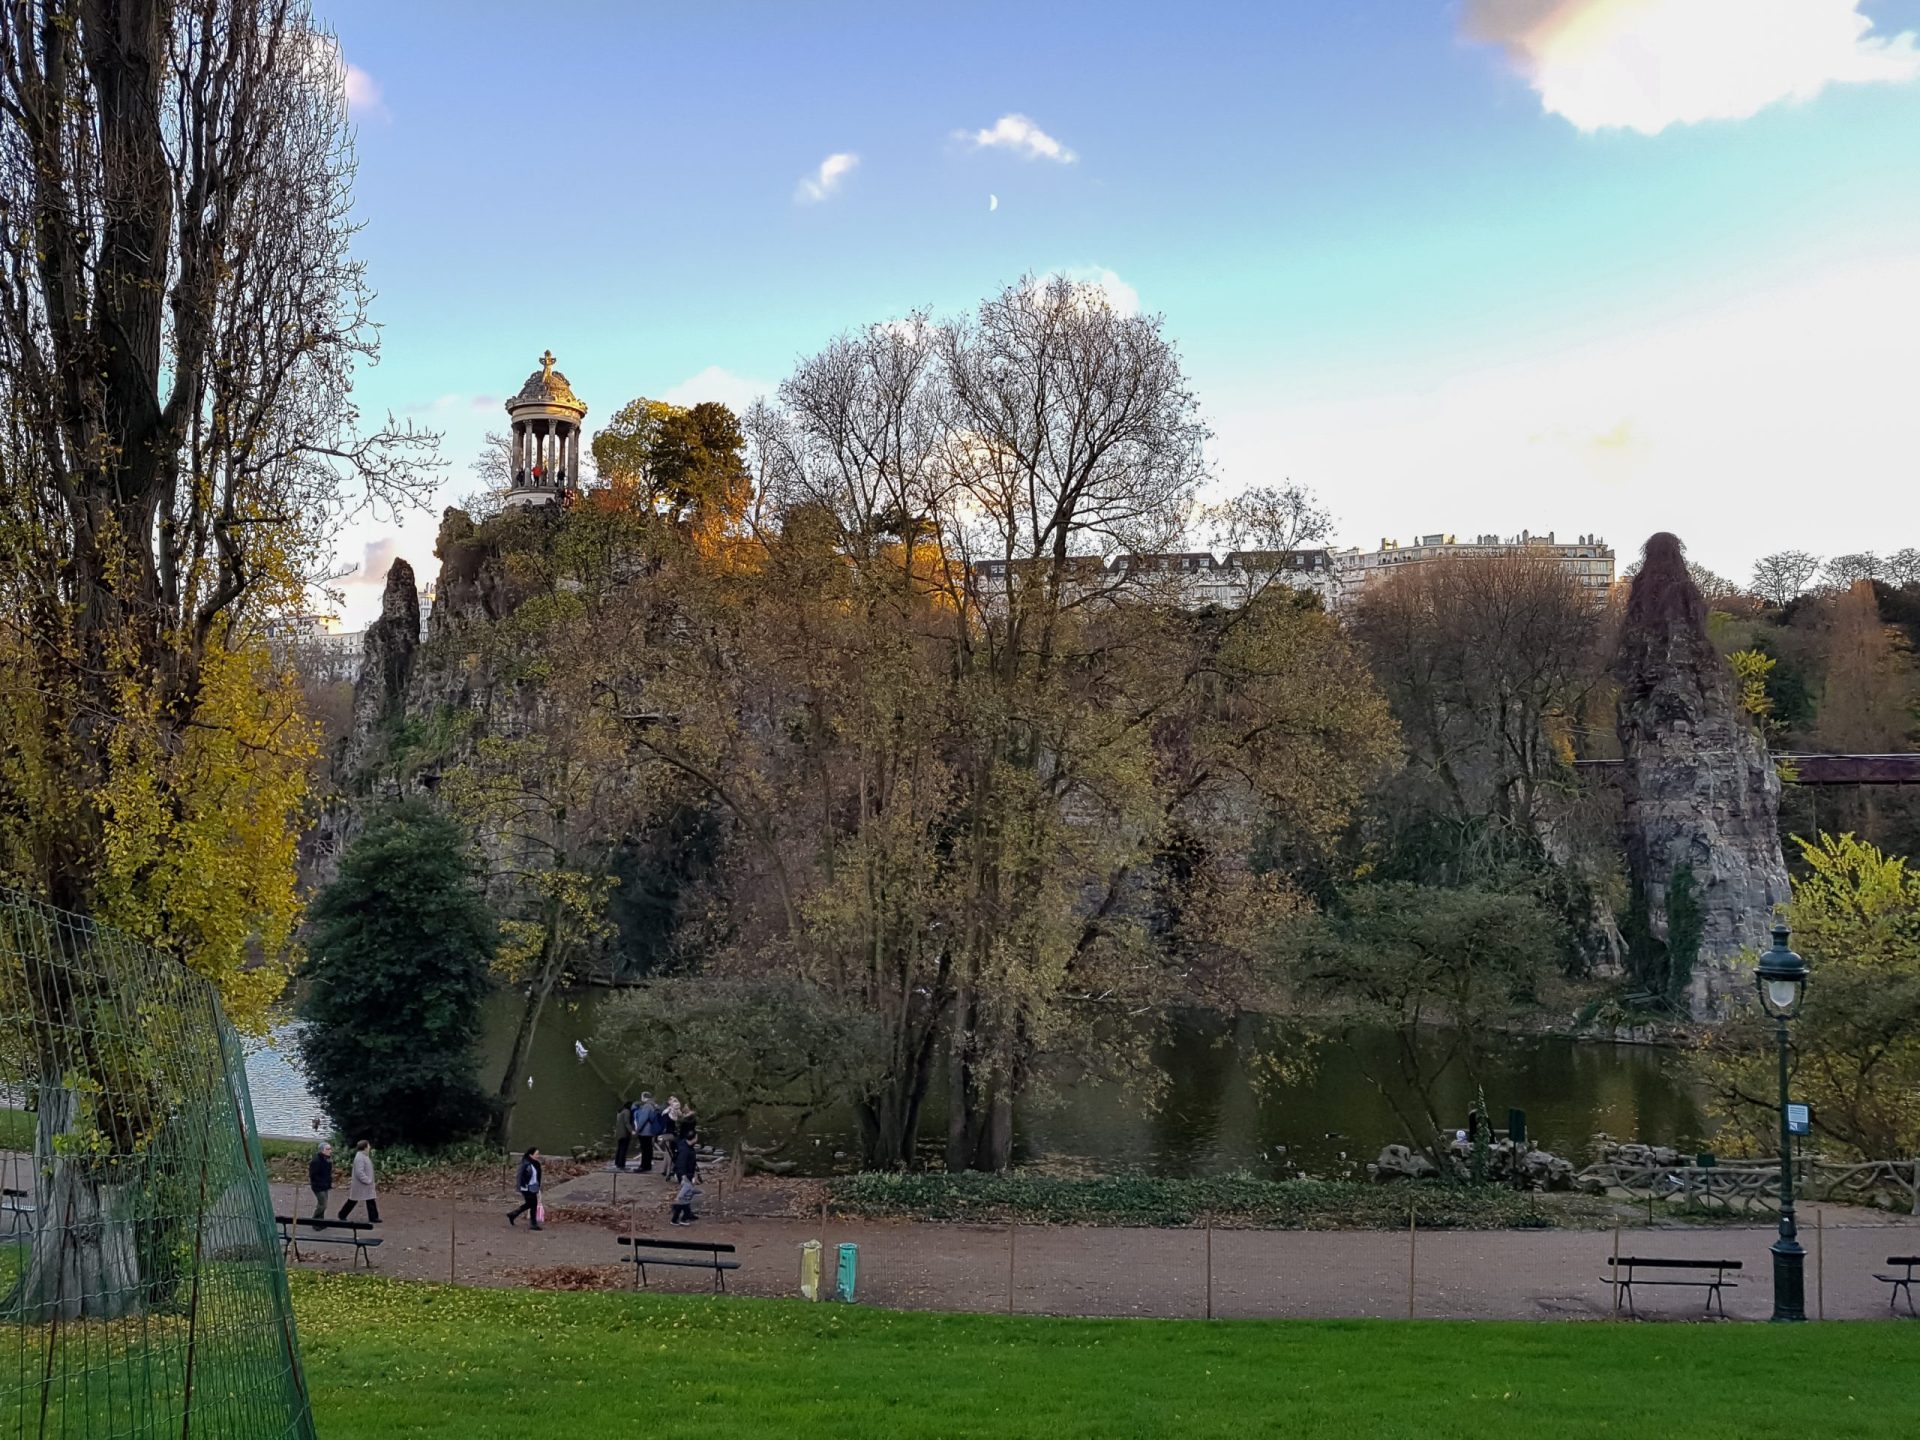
835;1242;858;1303
800;1239;822;1302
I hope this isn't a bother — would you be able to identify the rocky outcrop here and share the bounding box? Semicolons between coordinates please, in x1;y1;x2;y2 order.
339;558;421;780
1615;534;1789;1020
1368;1140;1577;1191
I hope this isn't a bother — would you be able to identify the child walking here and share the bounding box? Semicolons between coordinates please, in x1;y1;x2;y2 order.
670;1175;701;1226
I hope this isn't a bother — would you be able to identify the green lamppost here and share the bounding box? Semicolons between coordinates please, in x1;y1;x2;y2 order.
1754;921;1810;1322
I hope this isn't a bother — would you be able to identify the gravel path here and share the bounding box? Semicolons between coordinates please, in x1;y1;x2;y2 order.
263;1165;1920;1323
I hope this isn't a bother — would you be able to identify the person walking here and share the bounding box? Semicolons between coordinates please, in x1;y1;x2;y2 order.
613;1101;636;1172
631;1092;663;1173
661;1097;686;1183
674;1100;698;1143
308;1142;333;1221
507;1146;544;1230
670;1175;701;1226
668;1127;700;1185
337;1140;380;1224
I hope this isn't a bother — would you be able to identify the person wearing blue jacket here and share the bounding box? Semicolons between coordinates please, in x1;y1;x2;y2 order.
630;1092;665;1173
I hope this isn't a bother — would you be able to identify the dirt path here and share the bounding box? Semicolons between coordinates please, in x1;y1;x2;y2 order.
265;1165;1920;1323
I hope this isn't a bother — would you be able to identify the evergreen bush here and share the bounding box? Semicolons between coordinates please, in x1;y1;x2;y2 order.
297;802;496;1147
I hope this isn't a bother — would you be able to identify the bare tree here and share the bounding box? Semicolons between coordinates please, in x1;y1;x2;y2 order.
1823;552;1882;589
1203;480;1334;606
455;430;514;520
749;312;952;578
1354;552;1602;833
1883;547;1920;589
1751;550;1822;607
0;0;433;1318
942;277;1206;564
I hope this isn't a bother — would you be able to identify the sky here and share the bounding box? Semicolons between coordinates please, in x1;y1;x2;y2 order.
316;0;1920;626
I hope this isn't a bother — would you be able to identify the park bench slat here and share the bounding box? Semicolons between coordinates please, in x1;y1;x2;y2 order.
618;1235;735;1254
1876;1257;1918;1316
1603;1256;1739;1318
616;1234;738;1292
275;1214;383;1269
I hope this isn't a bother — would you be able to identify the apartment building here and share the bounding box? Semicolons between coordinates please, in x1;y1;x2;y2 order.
1329;531;1614;607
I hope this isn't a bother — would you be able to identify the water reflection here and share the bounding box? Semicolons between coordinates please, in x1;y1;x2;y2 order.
246;993;1710;1174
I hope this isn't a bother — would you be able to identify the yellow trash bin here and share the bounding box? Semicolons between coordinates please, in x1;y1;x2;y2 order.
800;1239;822;1301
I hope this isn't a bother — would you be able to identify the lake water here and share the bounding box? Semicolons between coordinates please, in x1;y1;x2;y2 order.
245;994;1711;1175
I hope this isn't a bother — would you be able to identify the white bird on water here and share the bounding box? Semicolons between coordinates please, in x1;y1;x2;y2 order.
574;1040;589;1063
526;1074;534;1089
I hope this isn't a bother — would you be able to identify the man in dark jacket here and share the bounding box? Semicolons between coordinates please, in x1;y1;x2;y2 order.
613;1102;635;1171
309;1142;333;1221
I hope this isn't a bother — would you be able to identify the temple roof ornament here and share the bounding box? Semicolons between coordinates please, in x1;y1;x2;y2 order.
509;350;586;415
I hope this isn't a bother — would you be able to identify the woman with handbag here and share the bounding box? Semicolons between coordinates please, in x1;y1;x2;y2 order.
507;1146;544;1230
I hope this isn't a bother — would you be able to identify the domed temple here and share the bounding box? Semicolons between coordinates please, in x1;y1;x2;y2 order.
504;350;587;508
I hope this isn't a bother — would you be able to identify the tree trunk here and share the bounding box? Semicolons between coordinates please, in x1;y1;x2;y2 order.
855;1026;937;1169
489;963;559;1150
7;1089;144;1323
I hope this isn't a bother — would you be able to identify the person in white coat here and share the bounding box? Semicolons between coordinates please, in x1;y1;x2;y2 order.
337;1139;380;1224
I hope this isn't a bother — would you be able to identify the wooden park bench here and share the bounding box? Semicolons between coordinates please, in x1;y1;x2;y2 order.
275;1214;383;1269
1604;1256;1740;1318
617;1235;739;1292
2;1188;34;1237
1875;1256;1918;1317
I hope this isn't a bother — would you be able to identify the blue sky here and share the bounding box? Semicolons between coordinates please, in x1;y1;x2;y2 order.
319;0;1920;623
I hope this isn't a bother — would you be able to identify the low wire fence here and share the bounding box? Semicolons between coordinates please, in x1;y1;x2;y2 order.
0;888;316;1438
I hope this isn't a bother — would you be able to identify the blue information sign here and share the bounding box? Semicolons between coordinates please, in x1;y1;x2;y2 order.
1786;1102;1811;1136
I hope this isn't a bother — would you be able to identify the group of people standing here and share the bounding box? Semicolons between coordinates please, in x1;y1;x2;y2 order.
307;1139;380;1224
617;1092;703;1224
301;1093;704;1241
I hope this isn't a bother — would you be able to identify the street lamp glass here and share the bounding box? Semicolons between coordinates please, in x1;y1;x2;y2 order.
1766;978;1801;1014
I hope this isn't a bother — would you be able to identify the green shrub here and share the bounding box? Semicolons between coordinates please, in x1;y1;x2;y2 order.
297;803;496;1148
830;1171;1609;1230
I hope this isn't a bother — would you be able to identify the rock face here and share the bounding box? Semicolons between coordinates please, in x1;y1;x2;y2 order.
340;557;421;780
1368;1140;1576;1190
1615;534;1789;1019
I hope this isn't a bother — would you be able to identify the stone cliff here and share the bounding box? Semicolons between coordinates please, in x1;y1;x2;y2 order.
1615;533;1789;1019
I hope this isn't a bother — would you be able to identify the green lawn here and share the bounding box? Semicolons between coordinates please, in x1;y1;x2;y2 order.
293;1274;1918;1438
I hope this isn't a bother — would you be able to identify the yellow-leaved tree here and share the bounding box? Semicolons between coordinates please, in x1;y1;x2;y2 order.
1697;833;1920;1168
0;0;434;1320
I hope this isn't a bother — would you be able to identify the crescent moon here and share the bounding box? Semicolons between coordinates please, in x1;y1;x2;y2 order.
989;194;999;212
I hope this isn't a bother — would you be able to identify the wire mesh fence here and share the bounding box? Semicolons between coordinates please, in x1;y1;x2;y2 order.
0;888;316;1438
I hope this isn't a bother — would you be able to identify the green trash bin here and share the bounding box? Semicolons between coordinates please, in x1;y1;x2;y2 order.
835;1242;858;1303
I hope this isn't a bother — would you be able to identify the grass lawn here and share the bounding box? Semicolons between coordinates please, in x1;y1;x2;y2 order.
294;1275;1918;1438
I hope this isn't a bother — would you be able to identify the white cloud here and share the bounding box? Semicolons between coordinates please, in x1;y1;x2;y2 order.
301;33;389;121
959;113;1077;163
343;62;386;120
338;537;402;590
795;152;859;204
1040;266;1141;318
405;393;500;416
660;365;776;414
1204;255;1920;589
1462;0;1920;135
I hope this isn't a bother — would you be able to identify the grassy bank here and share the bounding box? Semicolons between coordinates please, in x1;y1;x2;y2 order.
829;1172;1621;1229
293;1274;1915;1438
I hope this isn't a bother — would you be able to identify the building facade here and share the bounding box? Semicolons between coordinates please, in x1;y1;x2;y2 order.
1329;531;1614;607
968;548;1336;613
